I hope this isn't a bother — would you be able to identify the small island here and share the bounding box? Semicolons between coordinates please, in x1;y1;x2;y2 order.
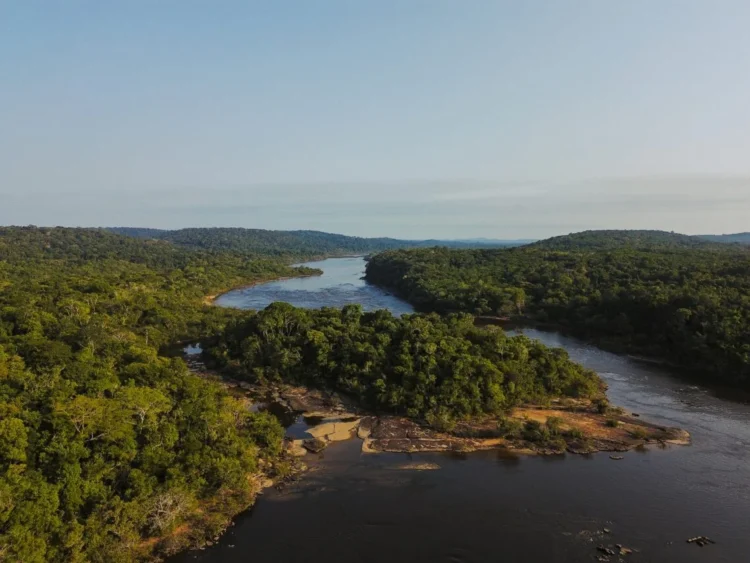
200;302;690;458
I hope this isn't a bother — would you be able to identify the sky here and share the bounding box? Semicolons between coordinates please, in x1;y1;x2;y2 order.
1;1;749;239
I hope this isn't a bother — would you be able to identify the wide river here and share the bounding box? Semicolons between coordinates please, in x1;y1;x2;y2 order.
180;257;750;563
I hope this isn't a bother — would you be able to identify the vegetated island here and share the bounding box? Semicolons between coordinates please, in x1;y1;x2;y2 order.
364;229;750;388
202;303;689;457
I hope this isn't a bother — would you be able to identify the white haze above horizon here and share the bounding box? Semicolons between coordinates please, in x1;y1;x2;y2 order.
2;176;747;240
1;2;749;239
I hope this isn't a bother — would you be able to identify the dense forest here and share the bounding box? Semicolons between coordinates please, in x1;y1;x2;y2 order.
527;229;749;250
365;231;750;386
205;304;601;425
107;227;521;258
527;229;728;251
107;227;412;258
0;227;321;562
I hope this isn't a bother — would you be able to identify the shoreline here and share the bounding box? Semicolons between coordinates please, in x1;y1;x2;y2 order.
274;385;690;457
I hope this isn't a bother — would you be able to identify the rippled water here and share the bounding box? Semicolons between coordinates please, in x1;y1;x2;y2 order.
214;256;414;316
175;258;750;563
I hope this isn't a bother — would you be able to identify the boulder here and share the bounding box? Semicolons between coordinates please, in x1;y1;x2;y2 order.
303;438;327;453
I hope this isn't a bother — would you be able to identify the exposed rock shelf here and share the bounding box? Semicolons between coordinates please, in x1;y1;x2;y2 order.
270;385;689;458
182;355;689;459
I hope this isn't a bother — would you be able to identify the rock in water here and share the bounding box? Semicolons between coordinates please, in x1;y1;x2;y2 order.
303;438;327;453
687;536;715;547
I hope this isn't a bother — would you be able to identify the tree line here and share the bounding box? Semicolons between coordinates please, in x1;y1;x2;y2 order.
107;226;522;259
107;227;415;259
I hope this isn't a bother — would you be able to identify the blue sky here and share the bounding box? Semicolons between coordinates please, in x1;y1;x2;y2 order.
1;1;749;238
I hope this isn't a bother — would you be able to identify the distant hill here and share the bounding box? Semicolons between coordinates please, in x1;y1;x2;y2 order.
108;227;409;257
529;230;729;251
107;227;525;257
436;237;537;246
107;227;169;239
696;233;750;245
413;238;529;248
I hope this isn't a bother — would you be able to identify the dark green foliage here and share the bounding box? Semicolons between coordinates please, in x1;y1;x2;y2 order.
593;398;610;414
519;419;566;450
0;227;301;561
496;416;523;438
521;420;551;442
365;231;750;386
207;304;601;421
545;416;563;434
565;427;586;439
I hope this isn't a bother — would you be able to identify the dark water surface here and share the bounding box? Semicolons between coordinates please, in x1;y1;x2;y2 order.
176;258;750;563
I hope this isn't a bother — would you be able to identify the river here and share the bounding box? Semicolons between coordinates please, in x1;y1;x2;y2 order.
176;257;750;563
214;256;415;316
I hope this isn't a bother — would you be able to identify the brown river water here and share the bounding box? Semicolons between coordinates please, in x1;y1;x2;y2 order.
174;257;750;563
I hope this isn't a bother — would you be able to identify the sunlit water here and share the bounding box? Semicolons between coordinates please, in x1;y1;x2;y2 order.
214;256;414;316
174;257;750;563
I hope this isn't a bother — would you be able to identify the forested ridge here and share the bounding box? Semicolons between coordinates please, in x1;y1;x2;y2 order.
107;227;522;258
697;232;750;245
108;227;410;258
365;231;750;386
528;229;729;251
527;229;750;250
0;227;320;562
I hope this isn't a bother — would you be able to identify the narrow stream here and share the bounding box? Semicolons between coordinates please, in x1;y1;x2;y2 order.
174;257;750;563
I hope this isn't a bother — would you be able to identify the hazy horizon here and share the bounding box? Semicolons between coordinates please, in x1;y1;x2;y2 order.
1;175;747;240
2;2;749;238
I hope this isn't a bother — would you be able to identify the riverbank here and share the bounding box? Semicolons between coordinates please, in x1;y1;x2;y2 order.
142;471;279;559
475;315;750;398
141;356;310;560
275;385;688;457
